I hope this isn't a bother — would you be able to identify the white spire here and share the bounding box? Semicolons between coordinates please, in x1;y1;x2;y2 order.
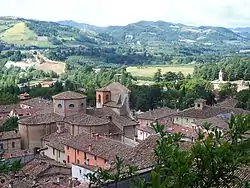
219;69;223;81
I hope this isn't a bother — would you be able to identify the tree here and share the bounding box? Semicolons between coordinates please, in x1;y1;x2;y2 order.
87;115;250;187
0;117;18;132
153;69;162;82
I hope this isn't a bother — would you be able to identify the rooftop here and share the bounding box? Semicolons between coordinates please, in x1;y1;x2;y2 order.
52;91;86;100
0;131;20;141
137;107;177;120
65;132;132;161
42;130;74;151
87;107;138;129
20;97;52;108
123;135;192;170
216;98;239;108
96;82;131;93
176;106;249;119
64;113;110;126
18;113;64;125
193;116;229;131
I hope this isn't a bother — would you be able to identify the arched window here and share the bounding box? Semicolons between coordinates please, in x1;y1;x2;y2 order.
105;94;109;101
69;104;75;108
98;94;101;102
81;103;84;108
58;104;62;109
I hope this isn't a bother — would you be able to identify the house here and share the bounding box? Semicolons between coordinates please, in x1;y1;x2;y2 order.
174;98;249;128
136;107;177;140
0;131;21;152
64;132;132;168
41;125;74;164
64;132;132;181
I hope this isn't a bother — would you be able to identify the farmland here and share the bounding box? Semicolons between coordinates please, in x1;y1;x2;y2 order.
0;22;51;47
127;65;194;78
35;61;65;75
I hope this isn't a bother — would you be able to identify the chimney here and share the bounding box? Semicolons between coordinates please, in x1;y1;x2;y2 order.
88;144;92;152
57;123;64;134
95;133;99;140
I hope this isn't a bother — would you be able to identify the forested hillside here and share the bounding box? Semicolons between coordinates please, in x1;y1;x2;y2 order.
1;17;250;66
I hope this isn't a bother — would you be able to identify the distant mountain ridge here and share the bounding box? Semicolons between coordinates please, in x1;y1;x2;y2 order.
1;16;250;56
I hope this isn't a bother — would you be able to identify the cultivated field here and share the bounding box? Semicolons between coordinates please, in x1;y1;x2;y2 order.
0;22;51;47
127;65;194;78
35;61;66;75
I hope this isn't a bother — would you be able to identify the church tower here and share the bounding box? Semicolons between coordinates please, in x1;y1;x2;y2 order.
219;69;223;81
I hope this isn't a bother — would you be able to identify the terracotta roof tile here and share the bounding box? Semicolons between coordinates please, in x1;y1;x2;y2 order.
52;91;86;100
65;132;132;161
216;98;239;108
42;131;74;151
123;135;192;170
193;116;229;131
64;112;109;126
176;106;249;119
137;107;177;120
96;82;131;93
20;97;52;109
18;113;64;125
0;131;20;140
87;107;138;129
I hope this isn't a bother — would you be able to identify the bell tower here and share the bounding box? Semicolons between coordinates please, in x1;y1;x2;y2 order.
219;70;223;82
96;90;111;108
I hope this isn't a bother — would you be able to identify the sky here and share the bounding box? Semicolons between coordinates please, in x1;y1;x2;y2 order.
0;0;250;27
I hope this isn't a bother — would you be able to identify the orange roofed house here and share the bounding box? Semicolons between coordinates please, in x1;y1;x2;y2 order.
65;132;132;182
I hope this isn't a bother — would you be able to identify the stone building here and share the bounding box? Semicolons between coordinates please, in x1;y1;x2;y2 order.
173;98;249;128
18;82;139;152
0;131;21;152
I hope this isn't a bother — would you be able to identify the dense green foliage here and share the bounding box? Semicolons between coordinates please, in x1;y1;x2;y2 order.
194;56;250;81
0;117;18;132
87;115;250;187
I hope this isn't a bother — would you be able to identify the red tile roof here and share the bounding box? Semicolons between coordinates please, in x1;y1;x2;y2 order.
96;82;131;93
137;107;177;120
65;132;132;161
0;131;20;141
52;91;86;100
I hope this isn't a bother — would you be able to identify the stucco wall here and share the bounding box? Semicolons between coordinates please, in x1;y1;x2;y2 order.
54;98;86;116
137;129;151;141
124;126;136;139
174;117;197;127
70;123;109;136
72;164;93;183
0;138;21;151
42;143;66;164
65;146;108;169
19;123;57;149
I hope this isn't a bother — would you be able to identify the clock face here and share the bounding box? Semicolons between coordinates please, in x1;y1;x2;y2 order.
58;104;62;109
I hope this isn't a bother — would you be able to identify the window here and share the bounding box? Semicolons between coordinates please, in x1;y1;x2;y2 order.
105;94;109;101
79;169;82;174
84;153;87;160
67;155;70;163
0;143;3;150
69;104;75;108
98;94;101;102
58;104;62;109
53;148;55;155
94;156;97;160
12;142;15;148
77;159;80;164
197;104;201;108
66;146;69;150
77;150;79;154
81;103;84;108
58;151;60;158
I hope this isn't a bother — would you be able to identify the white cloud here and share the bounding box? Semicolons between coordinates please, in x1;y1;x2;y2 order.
0;0;250;27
